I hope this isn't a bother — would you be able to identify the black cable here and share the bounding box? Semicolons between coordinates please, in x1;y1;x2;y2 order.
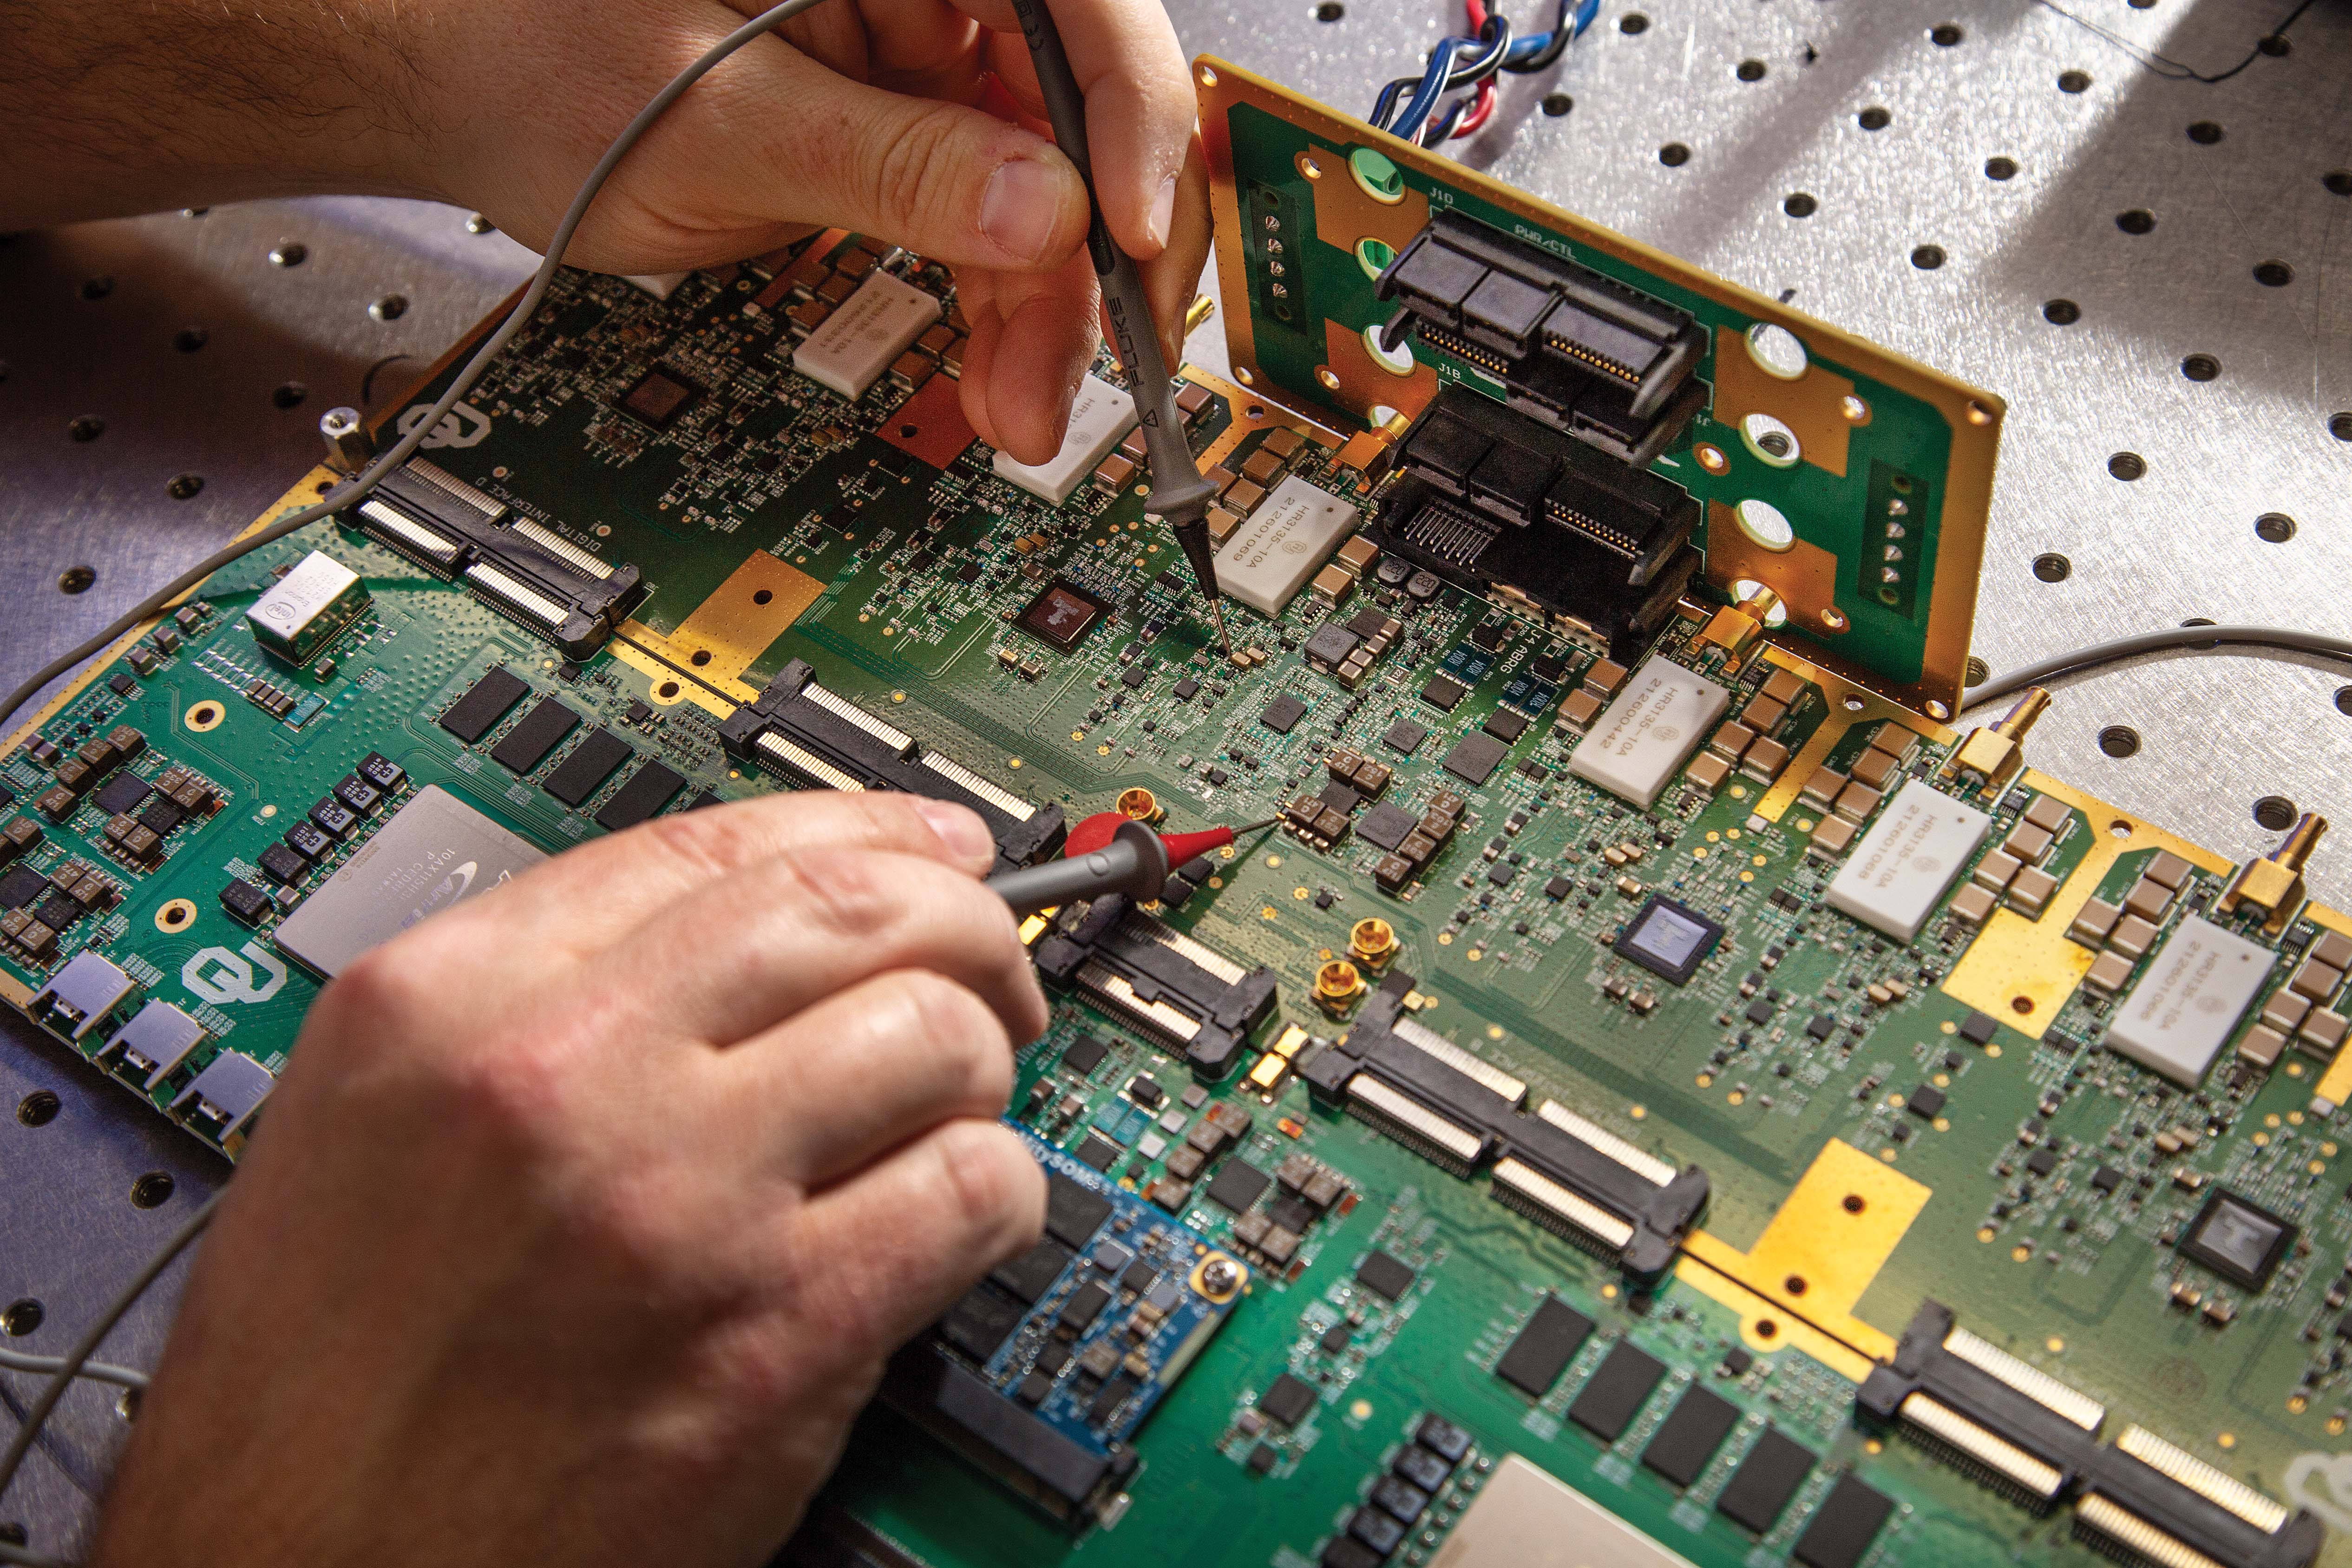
2031;0;2314;84
1962;625;2352;709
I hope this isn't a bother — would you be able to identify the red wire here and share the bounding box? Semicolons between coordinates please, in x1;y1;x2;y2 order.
1454;0;1497;138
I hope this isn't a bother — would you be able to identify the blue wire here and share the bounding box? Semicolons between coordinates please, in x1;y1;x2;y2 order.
1374;0;1599;143
1390;33;1479;139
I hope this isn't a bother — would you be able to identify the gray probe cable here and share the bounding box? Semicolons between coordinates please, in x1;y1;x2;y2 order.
1004;0;1231;656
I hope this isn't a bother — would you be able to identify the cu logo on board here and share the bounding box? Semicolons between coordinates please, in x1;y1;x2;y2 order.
182;942;288;1006
394;400;493;450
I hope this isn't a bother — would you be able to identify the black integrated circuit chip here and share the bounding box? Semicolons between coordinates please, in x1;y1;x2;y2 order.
490;697;582;774
1354;1249;1416;1301
1905;1084;1946;1119
1259;694;1307;735
1790;1474;1896;1568
1641;1386;1740;1488
1494;1293;1592;1398
1566;1340;1664;1440
1258;1371;1317;1427
1073;1134;1120;1172
1043;1174;1114;1249
1014;577;1111;653
92;772;151;816
543;729;633;807
1482;707;1529;743
1440;731;1508;786
1383;718;1428;755
1420;674;1468;712
1061;1034;1110;1075
593;761;686;831
1358;802;1419;853
1715;1427;1815;1534
439;666;530;744
2178;1187;2298;1289
940;1283;1026;1360
1207;1157;1272;1213
1613;895;1725;985
989;1239;1073;1305
616;366;703;429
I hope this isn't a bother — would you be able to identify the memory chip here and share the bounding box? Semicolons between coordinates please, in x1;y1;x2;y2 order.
989;1239;1073;1305
543;729;633;807
1640;1386;1740;1487
941;1283;1026;1361
1494;1294;1593;1398
1214;475;1359;617
593;761;686;831
1015;578;1110;654
439;666;530;744
1791;1475;1895;1568
272;785;546;978
1043;1173;1114;1248
1715;1428;1815;1534
489;697;581;774
1565;1340;1664;1441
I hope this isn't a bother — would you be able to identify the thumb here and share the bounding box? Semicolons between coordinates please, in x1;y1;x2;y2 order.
787;63;1094;271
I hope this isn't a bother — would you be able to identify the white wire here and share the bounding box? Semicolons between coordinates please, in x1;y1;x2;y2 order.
0;1351;144;1392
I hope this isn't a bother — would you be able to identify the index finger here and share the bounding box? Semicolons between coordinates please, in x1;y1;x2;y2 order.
967;0;1195;261
442;789;996;954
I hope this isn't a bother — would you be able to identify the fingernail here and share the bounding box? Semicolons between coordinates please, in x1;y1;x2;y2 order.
911;799;994;865
981;158;1066;265
1147;176;1177;249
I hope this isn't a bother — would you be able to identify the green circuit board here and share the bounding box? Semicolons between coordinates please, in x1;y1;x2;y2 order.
6;100;2352;1568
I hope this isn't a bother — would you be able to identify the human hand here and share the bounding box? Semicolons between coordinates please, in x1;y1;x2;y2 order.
0;0;1209;467
87;792;1048;1568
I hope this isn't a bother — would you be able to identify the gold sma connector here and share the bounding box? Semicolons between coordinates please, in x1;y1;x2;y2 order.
2219;811;2328;935
1316;958;1365;1015
1116;787;1160;822
1350;916;1397;969
1941;686;2050;795
1693;584;1782;669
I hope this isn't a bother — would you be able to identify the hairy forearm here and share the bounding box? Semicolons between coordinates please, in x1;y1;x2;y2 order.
0;0;445;228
